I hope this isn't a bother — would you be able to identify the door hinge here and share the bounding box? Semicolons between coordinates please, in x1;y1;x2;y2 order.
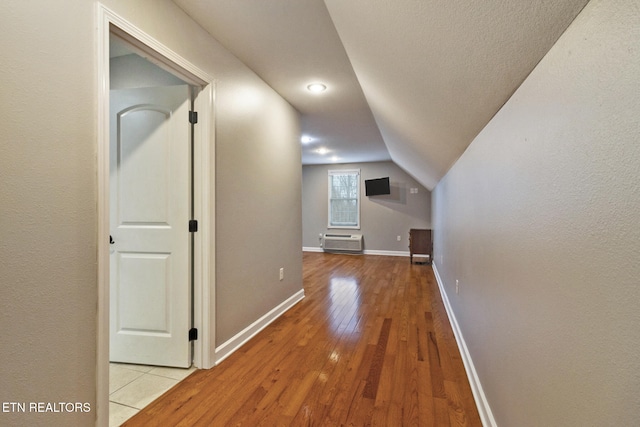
189;111;198;124
189;328;198;341
189;219;198;233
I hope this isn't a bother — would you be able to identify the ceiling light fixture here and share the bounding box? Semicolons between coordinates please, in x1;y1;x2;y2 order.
301;136;313;144
316;147;329;155
307;83;327;93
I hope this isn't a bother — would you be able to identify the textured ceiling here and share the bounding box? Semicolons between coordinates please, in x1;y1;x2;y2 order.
173;0;390;166
174;0;589;189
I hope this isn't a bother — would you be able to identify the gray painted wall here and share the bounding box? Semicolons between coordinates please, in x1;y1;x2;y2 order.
303;161;430;252
0;1;301;425
432;0;640;425
215;69;302;345
1;1;96;426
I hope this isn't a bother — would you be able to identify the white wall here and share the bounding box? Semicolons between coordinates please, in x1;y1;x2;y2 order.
0;1;302;425
303;161;430;252
432;0;640;425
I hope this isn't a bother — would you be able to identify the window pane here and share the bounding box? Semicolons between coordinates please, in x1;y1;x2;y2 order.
328;170;359;228
331;199;357;225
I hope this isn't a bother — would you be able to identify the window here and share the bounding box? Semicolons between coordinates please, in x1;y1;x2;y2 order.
328;169;360;229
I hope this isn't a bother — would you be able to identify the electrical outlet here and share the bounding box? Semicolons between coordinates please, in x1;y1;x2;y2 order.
456;279;459;294
279;268;284;281
397;235;401;241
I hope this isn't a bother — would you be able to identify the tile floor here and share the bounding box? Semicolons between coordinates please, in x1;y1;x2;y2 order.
109;363;196;427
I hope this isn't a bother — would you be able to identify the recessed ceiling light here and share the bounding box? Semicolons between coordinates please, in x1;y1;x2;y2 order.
316;147;329;155
330;156;339;162
307;83;327;93
301;136;313;144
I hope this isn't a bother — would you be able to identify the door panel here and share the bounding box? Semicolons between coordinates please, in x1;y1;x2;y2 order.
117;107;172;224
117;252;170;334
110;85;191;368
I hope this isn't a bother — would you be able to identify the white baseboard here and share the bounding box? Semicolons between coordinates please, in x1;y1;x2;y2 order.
214;289;305;365
303;247;416;257
363;249;409;257
432;263;497;427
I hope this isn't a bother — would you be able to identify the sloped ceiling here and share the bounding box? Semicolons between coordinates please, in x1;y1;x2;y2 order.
174;0;589;190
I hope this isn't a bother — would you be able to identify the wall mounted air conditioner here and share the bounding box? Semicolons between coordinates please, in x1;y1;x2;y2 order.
323;234;363;252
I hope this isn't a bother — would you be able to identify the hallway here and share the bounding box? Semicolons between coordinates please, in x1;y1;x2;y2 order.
123;253;481;426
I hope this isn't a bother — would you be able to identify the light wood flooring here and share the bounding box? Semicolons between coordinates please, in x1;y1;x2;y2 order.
123;252;481;426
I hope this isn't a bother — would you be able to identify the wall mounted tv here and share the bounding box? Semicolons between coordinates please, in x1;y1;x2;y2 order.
365;177;391;196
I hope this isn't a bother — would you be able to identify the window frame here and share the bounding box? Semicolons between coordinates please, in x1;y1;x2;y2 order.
327;169;361;229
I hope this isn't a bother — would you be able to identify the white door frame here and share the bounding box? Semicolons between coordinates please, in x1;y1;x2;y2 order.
96;4;215;426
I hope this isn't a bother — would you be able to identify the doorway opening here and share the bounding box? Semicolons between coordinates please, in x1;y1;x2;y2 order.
108;35;194;424
97;5;215;426
109;34;193;368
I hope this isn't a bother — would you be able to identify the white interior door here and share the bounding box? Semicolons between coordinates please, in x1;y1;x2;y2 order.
109;85;191;368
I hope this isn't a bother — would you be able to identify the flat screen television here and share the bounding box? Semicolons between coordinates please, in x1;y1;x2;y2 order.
365;177;390;196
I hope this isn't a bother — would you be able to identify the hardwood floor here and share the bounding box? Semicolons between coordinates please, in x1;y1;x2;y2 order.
123;253;481;426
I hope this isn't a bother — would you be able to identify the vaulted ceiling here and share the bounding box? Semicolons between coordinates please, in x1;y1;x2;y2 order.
174;0;589;190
